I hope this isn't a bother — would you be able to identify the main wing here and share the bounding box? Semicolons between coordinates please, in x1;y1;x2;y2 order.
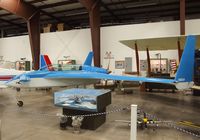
44;71;175;84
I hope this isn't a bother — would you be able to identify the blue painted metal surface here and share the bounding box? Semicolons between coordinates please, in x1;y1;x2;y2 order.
44;71;175;84
83;52;93;66
82;65;108;73
5;35;196;87
175;35;196;82
40;55;46;69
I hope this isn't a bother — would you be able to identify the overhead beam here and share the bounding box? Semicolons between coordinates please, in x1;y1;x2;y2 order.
29;0;47;4
0;0;38;20
0;13;11;17
180;0;185;35
0;1;179;18
38;0;78;9
1;0;199;37
0;0;40;70
33;3;200;24
0;29;3;38
2;1;200;24
4;29;28;34
0;0;79;15
4;30;28;37
7;1;181;23
79;0;101;67
3;0;200;18
35;1;76;28
101;1;120;22
1;6;190;31
40;10;72;29
0;0;199;20
0;18;26;29
0;10;73;29
44;7;86;15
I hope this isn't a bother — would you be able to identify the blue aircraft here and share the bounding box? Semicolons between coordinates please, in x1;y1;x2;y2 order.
5;35;196;92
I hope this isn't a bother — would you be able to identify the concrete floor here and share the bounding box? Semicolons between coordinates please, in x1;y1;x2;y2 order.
0;88;199;140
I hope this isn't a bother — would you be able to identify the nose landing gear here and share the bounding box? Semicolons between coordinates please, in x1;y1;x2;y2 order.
16;88;21;92
16;88;23;107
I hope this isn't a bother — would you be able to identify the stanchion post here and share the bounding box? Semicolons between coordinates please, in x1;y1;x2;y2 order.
0;120;1;140
130;104;137;140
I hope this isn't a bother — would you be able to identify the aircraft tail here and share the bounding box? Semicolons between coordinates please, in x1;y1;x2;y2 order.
40;55;54;71
175;35;196;82
83;52;93;66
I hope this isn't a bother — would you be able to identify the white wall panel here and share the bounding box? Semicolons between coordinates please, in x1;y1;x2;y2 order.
0;19;199;74
0;36;31;61
186;19;200;34
101;21;180;74
40;29;92;64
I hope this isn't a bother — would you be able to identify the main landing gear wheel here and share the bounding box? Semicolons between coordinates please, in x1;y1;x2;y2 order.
16;88;21;92
17;101;23;107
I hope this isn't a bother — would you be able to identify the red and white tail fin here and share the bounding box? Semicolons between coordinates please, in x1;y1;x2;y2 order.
40;55;54;71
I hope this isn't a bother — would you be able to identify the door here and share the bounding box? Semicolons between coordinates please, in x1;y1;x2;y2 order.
125;57;132;72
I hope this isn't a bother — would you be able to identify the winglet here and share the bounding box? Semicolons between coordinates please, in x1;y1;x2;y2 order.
40;55;54;71
175;35;196;82
83;52;93;66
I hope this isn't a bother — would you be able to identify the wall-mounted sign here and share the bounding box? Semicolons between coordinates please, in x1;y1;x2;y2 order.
115;61;125;69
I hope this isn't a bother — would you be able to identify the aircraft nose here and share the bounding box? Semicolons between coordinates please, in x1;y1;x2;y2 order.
5;80;12;86
5;80;15;87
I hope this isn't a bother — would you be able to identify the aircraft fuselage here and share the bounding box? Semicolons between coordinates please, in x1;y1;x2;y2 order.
6;78;99;88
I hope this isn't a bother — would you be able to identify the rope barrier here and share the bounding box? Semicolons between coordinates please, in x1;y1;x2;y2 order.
1;103;200;138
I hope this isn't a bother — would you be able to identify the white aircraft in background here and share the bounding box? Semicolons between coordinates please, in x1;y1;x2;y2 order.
0;68;25;88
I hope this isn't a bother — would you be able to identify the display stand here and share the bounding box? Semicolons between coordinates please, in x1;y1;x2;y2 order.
63;107;106;130
54;88;111;130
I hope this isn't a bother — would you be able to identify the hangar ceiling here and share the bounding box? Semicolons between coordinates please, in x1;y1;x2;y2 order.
0;0;199;37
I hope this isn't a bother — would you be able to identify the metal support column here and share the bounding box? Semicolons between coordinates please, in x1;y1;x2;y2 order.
180;0;185;35
0;0;40;70
79;0;101;67
27;12;40;70
135;43;139;75
146;48;151;77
